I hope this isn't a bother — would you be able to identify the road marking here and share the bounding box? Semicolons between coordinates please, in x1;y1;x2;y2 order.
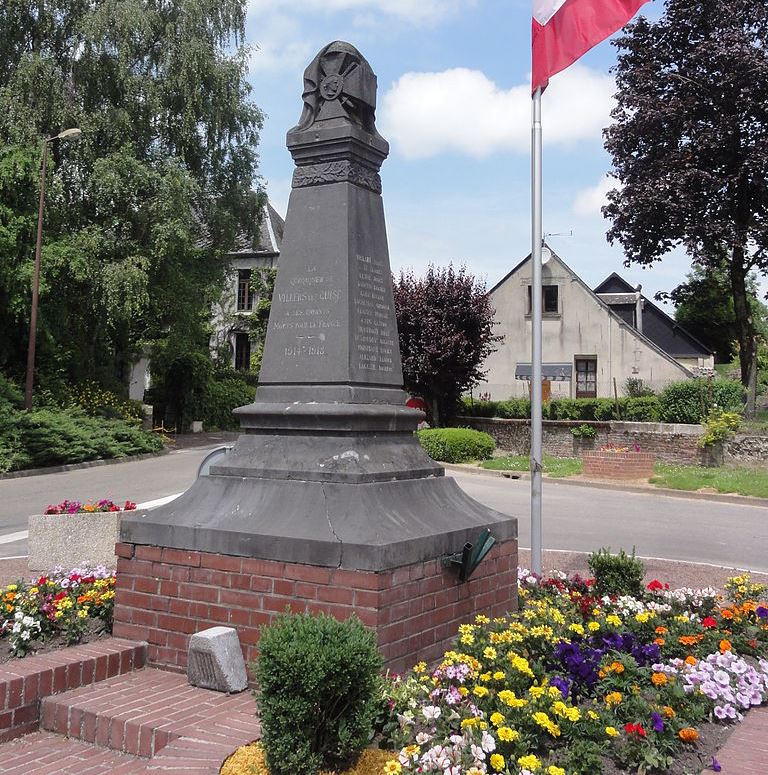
0;492;184;547
0;531;28;545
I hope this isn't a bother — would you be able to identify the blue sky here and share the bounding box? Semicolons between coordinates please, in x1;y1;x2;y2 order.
243;0;696;306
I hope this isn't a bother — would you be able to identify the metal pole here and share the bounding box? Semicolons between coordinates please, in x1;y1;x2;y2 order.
25;141;49;411
530;87;543;575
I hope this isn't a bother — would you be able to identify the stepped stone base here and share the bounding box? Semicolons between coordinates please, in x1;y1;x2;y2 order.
112;538;518;675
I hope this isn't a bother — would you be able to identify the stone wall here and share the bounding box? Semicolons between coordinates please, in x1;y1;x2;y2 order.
112;539;518;676
463;417;768;466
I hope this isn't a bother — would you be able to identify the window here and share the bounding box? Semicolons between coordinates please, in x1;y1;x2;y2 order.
234;333;251;371
526;284;559;314
237;269;254;312
575;357;597;398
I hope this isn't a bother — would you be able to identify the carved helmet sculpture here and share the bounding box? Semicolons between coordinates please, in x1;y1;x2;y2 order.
293;41;380;135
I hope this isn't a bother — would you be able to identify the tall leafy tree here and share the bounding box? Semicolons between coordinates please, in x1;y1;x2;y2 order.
0;0;264;388
656;260;768;364
393;264;501;426
603;0;768;416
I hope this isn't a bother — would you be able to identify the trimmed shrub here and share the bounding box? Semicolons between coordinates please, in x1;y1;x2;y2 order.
588;547;645;598
255;612;382;775
571;424;597;439
659;378;745;424
417;427;496;463
191;374;255;431
496;398;531;419
594;399;618;421
624;396;661;422
459;398;499;418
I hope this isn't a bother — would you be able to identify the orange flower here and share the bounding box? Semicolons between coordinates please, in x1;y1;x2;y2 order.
655;626;668;635
653;638;665;646
651;673;668;687
679;634;703;646
679;728;699;743
719;639;732;653
663;706;676;718
684;656;697;666
609;661;625;674
721;609;733;620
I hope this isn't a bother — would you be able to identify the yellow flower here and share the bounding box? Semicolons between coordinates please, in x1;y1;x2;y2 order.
480;672;492;682
605;726;619;737
497;726;519;742
517;754;541;770
384;760;402;775
493;671;506;680
605;614;622;627
490;712;505;727
483;646;498;660
401;745;420;760
460;634;475;645
458;686;469;696
473;685;489;698
587;621;600;631
475;614;490;624
605;692;622;707
587;710;599;720
461;718;478;728
547;767;566;775
413;662;427;674
490;753;505;771
568;623;585;636
6;584;17;592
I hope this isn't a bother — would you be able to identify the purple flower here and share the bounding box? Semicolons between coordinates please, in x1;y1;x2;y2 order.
650;711;664;732
550;675;570;699
711;756;722;772
757;606;768;619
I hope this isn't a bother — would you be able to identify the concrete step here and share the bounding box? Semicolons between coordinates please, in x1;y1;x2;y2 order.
39;667;259;760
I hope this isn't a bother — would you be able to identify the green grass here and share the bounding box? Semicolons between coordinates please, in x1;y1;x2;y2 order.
481;454;768;497
481;454;583;478
650;462;768;498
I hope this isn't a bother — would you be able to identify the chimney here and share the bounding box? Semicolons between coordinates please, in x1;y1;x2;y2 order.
635;284;643;334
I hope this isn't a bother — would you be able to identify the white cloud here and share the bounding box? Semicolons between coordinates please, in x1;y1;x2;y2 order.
380;64;615;159
248;0;475;24
248;13;315;74
572;176;616;217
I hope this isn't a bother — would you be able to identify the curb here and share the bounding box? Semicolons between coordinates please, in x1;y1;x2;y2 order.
442;463;768;509
0;449;170;481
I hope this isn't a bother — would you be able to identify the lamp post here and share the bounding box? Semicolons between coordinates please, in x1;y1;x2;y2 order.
24;128;82;410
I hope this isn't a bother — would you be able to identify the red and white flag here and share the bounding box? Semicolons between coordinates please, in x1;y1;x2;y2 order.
532;0;648;92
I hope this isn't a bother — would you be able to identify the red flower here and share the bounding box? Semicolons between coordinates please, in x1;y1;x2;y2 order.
624;723;647;738
702;616;717;629
647;580;664;591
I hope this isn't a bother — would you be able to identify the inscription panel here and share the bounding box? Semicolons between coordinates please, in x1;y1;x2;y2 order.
351;251;400;382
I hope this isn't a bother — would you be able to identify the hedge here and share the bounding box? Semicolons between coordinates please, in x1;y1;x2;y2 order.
461;379;745;425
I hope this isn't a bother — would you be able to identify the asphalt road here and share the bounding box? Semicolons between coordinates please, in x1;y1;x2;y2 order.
0;449;766;572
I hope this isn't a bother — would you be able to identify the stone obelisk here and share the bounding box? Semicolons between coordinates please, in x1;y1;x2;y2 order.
115;42;517;673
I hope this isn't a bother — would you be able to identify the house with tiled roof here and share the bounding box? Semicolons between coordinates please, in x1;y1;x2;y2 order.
476;246;713;401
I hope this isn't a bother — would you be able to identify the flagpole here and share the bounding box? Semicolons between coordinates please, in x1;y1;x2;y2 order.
530;86;543;576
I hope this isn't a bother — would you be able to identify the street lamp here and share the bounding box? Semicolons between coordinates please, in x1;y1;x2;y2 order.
24;128;82;410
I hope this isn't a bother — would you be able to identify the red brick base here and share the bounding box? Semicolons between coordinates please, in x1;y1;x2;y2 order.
582;450;655;480
112;539;518;675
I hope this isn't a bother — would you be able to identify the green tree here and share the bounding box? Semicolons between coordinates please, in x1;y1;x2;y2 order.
393;264;501;426
0;0;264;390
656;260;768;364
604;0;768;417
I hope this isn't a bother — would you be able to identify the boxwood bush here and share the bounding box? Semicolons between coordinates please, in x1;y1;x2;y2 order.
255;612;382;775
417;427;495;463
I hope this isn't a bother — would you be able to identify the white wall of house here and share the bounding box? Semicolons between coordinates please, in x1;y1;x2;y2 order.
477;256;691;400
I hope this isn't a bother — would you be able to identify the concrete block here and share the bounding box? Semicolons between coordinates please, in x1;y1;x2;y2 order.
28;512;121;572
187;626;248;693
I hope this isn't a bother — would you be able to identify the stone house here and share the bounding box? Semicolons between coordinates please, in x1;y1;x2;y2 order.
209;202;284;371
476;247;714;400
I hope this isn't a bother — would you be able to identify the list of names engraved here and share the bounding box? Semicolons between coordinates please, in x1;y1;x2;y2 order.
271;264;341;360
353;253;396;374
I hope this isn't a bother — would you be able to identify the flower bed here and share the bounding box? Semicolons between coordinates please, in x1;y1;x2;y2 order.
583;446;655;480
28;498;136;571
0;566;116;658
379;571;768;774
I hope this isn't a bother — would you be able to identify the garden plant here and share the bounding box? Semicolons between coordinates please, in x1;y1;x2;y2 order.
378;567;768;774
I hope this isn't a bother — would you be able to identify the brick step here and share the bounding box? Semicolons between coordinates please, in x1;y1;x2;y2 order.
0;730;147;774
40;667;260;759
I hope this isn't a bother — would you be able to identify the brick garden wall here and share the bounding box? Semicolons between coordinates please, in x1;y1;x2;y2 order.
582;451;656;480
112;539;518;676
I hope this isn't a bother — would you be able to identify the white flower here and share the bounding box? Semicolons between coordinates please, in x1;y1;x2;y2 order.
21;631;30;641
470;744;486;761
423;706;442;720
480;731;496;753
416;732;432;745
22;616;34;627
